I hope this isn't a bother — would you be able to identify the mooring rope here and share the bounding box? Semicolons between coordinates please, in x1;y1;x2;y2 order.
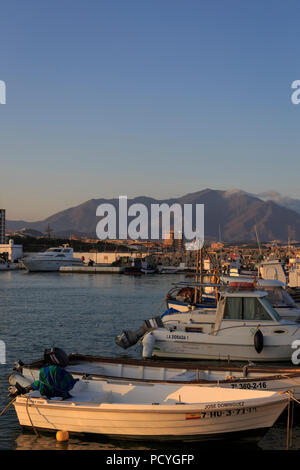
282;390;300;450
26;396;40;437
0;397;16;417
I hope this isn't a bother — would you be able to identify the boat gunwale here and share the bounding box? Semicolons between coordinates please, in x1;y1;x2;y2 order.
21;354;300;385
14;394;288;413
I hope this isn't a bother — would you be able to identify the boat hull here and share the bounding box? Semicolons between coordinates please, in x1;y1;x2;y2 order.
23;259;83;272
13;395;287;441
151;338;294;362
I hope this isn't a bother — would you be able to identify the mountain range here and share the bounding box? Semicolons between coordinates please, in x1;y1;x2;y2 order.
7;189;300;242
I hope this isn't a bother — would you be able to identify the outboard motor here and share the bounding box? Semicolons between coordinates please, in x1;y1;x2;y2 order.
9;371;32;388
254;329;264;354
8;371;33;397
13;360;24;373
115;317;163;349
44;347;69;367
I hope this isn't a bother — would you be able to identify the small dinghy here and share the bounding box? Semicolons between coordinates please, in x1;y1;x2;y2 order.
12;379;288;441
16;351;300;401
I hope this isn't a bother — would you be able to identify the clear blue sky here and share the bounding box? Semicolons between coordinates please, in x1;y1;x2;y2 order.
1;0;300;220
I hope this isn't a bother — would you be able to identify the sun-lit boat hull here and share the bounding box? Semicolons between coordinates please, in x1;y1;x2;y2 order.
13;382;288;441
146;329;295;362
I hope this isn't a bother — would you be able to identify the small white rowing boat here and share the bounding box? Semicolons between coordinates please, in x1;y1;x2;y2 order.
17;353;300;401
13;379;288;441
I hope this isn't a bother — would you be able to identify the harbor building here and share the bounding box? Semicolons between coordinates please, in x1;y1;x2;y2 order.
0;209;5;244
163;230;183;251
0;239;23;262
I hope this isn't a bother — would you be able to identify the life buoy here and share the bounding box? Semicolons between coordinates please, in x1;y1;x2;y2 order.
254;329;264;354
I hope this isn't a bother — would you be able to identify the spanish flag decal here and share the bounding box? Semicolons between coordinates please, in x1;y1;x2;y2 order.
185;413;201;420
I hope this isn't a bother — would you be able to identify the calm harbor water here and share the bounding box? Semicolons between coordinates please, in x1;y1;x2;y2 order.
0;270;299;450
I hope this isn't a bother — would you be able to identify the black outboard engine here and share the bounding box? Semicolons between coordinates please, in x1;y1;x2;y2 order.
44;347;69;367
115;317;164;349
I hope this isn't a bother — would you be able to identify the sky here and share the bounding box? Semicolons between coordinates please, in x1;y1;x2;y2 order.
1;0;300;221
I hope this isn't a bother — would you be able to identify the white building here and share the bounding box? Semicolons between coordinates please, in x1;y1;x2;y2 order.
0;209;5;244
0;239;23;262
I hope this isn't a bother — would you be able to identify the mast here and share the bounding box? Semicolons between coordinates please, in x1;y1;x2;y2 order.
255;225;262;256
194;248;199;303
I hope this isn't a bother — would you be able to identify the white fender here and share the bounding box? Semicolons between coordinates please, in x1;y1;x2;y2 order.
142;332;155;358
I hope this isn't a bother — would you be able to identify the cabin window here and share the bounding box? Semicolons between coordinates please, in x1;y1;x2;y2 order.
264;287;296;308
260;297;281;321
224;297;273;321
224;297;243;319
243;298;272;321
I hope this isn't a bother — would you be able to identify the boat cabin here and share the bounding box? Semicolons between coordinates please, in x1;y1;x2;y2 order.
43;246;74;257
221;291;281;322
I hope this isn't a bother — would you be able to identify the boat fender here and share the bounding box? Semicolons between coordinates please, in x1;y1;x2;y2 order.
254;329;264;354
142;333;155;359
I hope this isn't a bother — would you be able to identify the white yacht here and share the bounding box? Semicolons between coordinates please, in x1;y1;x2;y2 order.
22;245;83;272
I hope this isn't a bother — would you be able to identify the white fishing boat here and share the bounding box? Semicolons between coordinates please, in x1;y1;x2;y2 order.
17;353;300;400
12;379;288;441
22;245;83;272
135;289;300;362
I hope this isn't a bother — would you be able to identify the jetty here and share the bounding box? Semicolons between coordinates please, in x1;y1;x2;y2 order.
59;266;125;274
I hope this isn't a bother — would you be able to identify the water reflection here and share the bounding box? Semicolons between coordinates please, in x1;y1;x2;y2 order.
14;430;263;451
1;271;300;451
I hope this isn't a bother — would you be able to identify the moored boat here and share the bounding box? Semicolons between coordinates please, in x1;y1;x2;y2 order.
22;245;84;272
12;378;288;441
16;353;300;401
117;288;300;362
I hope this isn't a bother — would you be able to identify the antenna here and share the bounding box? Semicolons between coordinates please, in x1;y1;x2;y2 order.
45;223;53;239
254;225;262;255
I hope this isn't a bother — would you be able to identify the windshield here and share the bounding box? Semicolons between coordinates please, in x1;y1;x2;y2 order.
260;297;281;321
264;286;296;308
223;296;274;321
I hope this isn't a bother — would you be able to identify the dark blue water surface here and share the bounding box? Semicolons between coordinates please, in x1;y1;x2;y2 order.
0;271;298;450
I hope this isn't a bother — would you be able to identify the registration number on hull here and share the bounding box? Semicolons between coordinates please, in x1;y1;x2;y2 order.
230;382;267;390
185;407;257;420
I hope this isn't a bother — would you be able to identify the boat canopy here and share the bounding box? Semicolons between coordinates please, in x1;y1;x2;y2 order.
213;291;281;332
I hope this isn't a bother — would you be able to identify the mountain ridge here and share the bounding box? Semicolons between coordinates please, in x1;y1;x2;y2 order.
6;189;300;242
